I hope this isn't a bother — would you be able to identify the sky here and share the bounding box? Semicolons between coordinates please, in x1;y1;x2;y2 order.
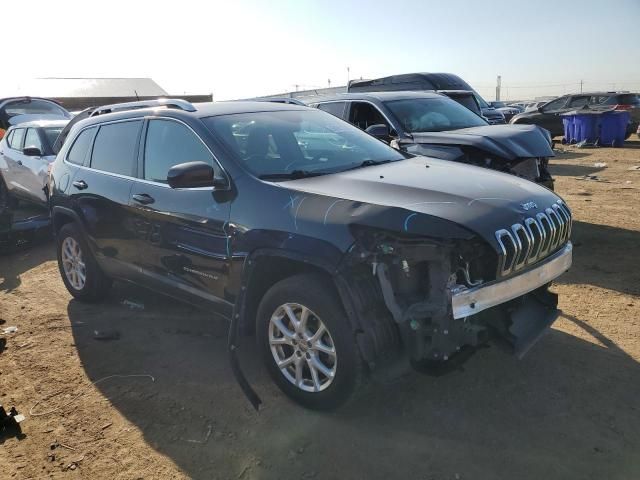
2;0;639;101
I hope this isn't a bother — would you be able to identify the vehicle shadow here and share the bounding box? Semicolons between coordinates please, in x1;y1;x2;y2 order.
560;220;640;296
549;162;605;177
0;242;55;292
67;282;640;480
552;150;590;162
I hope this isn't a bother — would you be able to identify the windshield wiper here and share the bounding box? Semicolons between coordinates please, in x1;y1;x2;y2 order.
258;170;326;180
343;159;397;171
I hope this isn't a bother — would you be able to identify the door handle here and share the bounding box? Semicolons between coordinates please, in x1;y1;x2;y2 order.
72;180;88;190
132;193;155;205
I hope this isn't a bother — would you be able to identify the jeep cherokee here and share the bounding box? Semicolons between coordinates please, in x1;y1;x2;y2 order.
49;99;573;410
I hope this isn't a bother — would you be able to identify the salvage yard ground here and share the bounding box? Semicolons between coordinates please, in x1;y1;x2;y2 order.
1;140;639;480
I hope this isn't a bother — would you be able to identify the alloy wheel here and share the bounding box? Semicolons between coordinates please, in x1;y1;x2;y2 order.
268;303;337;393
61;237;86;290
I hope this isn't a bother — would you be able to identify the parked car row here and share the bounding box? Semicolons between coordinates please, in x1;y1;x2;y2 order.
510;92;640;138
45;97;573;409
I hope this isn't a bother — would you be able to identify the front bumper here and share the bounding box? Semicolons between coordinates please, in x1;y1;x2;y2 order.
451;241;572;319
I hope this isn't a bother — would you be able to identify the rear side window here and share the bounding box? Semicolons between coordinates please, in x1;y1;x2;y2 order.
9;128;25;150
91;121;142;176
67;128;97;165
5;130;14;146
567;96;590;108
612;94;640;106
317;102;346;118
144;119;215;183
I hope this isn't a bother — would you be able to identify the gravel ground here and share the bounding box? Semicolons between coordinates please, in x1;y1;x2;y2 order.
1;138;639;480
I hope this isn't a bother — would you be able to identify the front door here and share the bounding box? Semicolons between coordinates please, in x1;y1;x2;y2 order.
22;127;49;204
538;96;569;136
128;118;231;312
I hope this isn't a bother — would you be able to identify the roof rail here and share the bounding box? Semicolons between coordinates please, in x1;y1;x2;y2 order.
89;98;197;117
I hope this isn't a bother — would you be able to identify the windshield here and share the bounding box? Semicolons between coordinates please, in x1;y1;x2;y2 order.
3;99;70;122
204;110;406;179
385;98;488;133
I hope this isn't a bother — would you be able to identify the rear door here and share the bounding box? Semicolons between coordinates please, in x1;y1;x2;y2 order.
69;120;142;277
127;117;231;311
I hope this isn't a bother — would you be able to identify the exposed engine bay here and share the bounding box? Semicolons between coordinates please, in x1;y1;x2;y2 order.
343;230;570;370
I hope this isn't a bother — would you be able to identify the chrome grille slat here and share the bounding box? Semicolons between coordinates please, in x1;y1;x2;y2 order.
495;201;572;277
546;207;562;250
523;217;543;263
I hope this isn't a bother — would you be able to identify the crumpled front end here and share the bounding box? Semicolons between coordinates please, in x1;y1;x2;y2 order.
339;201;572;370
398;124;556;188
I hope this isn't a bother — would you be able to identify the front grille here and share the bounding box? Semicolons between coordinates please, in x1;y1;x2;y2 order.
495;201;572;277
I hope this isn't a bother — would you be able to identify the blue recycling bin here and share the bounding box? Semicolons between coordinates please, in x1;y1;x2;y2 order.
562;110;600;144
562;116;575;144
599;111;630;147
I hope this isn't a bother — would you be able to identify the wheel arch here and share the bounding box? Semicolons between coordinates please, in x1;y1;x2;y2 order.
236;248;398;368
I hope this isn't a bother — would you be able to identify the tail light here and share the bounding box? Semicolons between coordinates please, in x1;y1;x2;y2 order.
614;104;633;110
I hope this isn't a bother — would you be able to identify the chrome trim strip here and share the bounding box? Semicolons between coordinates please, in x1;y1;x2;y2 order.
452;242;573;319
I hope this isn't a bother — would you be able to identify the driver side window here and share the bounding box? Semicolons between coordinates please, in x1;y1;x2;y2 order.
144;119;216;183
348;102;389;131
24;128;43;152
542;97;568;111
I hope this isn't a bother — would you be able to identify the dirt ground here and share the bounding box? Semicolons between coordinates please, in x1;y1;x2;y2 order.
1;138;639;480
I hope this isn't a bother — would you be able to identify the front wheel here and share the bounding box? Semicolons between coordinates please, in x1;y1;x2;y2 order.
256;273;364;410
57;222;112;302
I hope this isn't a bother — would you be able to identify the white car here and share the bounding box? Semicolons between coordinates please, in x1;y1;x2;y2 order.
0;119;69;210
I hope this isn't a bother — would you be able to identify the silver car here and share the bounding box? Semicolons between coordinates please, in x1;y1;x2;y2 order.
0;119;69;210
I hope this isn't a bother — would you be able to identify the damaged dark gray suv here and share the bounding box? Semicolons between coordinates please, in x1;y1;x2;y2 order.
49;99;572;410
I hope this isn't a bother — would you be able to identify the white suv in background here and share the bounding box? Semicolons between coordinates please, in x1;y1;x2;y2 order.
0;119;69;210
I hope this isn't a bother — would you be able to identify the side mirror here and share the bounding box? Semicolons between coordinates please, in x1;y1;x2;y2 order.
365;124;391;141
23;146;42;157
167;161;227;189
537;106;545;113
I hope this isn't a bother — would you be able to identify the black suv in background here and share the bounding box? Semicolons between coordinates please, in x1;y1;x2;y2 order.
309;92;555;188
348;73;506;124
50;100;572;409
510;92;640;137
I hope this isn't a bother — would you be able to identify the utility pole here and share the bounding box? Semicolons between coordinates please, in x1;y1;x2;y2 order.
496;75;502;101
580;79;583;93
328;78;331;88
347;66;350;85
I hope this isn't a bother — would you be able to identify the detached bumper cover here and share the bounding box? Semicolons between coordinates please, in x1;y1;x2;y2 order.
451;241;572;319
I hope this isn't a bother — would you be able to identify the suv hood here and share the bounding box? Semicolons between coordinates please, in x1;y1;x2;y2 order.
406;124;554;161
282;156;563;250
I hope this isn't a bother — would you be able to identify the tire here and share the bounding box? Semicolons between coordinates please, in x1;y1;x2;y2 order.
256;273;364;410
56;222;112;302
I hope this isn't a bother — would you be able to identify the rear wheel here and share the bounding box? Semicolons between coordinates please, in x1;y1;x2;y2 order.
257;273;364;410
57;222;112;302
